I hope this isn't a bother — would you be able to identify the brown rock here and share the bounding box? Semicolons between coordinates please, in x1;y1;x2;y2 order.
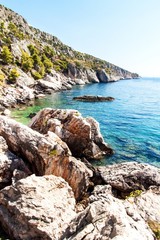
0;116;93;200
73;95;115;102
29;108;113;160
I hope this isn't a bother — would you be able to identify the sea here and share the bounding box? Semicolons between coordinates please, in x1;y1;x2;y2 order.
11;77;160;167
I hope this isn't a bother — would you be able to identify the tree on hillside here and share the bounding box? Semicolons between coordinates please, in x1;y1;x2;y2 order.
21;51;33;72
1;46;13;64
8;68;20;83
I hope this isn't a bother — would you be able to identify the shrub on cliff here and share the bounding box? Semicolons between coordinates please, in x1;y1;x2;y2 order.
31;70;42;80
43;45;55;58
8;22;24;40
42;54;53;72
0;73;5;86
21;51;33;72
8;68;20;83
28;44;39;55
1;46;13;64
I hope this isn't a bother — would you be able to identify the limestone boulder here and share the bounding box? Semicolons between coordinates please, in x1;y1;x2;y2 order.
96;69;110;82
86;69;99;83
38;78;62;91
0;136;31;189
98;162;160;194
29;108;113;160
0;116;93;200
133;186;160;223
0;85;35;108
16;69;35;87
1;109;11;116
62;185;155;240
0;174;76;240
74;78;86;85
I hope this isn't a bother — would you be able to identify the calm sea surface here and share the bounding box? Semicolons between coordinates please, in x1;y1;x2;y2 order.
11;77;160;167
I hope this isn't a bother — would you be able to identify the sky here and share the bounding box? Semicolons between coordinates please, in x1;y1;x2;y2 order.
0;0;160;77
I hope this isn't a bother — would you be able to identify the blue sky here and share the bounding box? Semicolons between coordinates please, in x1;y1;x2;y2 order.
0;0;160;77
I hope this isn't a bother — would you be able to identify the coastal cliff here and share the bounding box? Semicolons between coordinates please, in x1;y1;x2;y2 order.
0;4;139;110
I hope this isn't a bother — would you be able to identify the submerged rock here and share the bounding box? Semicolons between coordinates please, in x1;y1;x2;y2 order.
29;108;113;160
73;95;115;102
0;174;76;240
0;115;92;200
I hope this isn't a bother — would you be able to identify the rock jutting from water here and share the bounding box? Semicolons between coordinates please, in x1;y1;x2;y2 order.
29;108;113;160
73;95;115;102
0;112;160;239
0;115;93;200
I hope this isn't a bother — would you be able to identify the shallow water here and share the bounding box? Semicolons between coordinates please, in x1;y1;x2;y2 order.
11;77;160;167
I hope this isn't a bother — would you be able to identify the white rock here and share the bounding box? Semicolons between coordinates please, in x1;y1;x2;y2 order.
0;174;76;240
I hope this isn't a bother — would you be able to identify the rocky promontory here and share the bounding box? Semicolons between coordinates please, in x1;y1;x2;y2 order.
0;110;160;239
29;108;113;159
0;4;139;111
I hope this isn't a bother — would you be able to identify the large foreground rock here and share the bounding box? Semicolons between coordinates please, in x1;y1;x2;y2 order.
0;116;93;200
0;174;76;240
0;136;31;189
62;185;155;240
29;108;113;160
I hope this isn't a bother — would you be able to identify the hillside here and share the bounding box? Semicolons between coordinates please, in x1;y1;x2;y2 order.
0;4;139;109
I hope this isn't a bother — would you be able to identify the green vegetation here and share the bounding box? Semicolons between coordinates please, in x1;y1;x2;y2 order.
8;68;20;83
21;51;33;72
0;69;5;85
28;44;39;55
1;46;13;64
8;22;24;40
31;70;42;80
148;221;160;239
49;149;58;156
126;190;142;198
42;54;53;72
0;22;5;32
43;45;55;58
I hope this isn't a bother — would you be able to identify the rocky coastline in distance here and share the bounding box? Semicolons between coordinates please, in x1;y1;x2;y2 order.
0;4;139;113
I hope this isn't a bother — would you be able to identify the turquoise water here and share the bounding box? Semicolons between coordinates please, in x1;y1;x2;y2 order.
12;77;160;167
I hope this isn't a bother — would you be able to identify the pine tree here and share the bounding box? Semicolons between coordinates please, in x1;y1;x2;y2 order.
1;46;13;64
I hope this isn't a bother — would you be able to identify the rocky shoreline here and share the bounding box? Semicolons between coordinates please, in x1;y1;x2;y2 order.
0;109;160;239
0;67;136;115
0;4;157;239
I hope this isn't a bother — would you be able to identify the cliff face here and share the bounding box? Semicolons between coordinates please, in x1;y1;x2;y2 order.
0;4;139;109
0;4;138;84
